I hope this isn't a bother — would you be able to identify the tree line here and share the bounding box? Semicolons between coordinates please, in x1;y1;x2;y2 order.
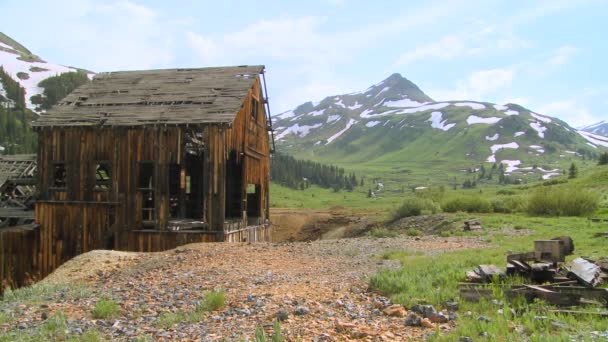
271;152;358;191
0;70;89;154
0;67;36;153
30;71;89;110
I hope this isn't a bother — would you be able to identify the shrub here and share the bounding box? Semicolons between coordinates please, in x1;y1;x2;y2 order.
392;197;441;220
442;196;492;213
370;227;398;238
159;312;185;328
527;186;599;216
406;228;421;237
198;289;225;312
92;297;120;319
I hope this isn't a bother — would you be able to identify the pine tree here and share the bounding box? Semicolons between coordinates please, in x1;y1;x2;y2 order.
599;152;608;166
568;162;578;179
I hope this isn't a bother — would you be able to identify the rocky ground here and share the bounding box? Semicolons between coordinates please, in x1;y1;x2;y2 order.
0;233;490;341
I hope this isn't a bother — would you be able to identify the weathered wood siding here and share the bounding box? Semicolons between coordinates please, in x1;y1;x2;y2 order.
127;231;220;252
0;225;40;293
34;202;113;277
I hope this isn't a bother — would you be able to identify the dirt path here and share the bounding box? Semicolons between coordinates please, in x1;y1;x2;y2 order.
4;233;490;341
270;207;376;242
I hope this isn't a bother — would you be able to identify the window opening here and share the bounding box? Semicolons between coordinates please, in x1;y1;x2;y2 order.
52;162;67;189
94;162;111;190
250;97;259;121
138;161;155;226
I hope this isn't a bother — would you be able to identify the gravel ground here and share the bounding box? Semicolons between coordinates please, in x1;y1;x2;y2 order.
1;234;490;341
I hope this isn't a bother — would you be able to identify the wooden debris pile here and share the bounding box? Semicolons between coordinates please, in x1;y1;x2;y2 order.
463;219;482;231
461;236;608;307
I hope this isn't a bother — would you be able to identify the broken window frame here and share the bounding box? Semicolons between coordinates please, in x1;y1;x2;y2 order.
138;161;156;227
94;161;111;191
250;97;259;122
50;161;67;190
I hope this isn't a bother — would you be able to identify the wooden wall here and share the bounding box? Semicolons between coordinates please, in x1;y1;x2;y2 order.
127;231;220;252
35;202;113;276
0;225;40;293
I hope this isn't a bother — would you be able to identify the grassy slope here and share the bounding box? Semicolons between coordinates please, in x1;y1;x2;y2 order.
365;166;608;340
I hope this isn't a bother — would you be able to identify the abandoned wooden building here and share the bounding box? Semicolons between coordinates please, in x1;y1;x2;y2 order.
1;65;274;291
32;64;274;249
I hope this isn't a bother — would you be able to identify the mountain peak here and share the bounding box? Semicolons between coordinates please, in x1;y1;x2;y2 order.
375;73;434;103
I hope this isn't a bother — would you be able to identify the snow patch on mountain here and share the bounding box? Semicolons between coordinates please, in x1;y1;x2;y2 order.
276;110;295;119
491;142;519;154
467;115;502;125
0;47;80;111
0;42;14;50
366;121;381;127
327;115;340;123
514;131;525;137
396;102;450;114
348;101;362;110
360;109;377;119
309;108;326;117
543;172;562;180
493;104;508;111
578;130;608;147
276;123;322;140
531;113;552;123
501;160;521;173
485;133;499;141
486;142;519;163
384;98;426;108
505;110;519;116
427;111;455;131
327;119;357;144
530;122;547;138
454;102;486;110
375;87;389;97
334;98;346;108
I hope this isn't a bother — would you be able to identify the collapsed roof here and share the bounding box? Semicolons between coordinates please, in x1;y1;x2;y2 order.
32;65;265;128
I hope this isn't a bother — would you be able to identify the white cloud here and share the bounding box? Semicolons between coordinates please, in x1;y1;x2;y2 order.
396;26;531;65
537;100;596;127
397;35;468;65
430;67;515;101
547;45;578;66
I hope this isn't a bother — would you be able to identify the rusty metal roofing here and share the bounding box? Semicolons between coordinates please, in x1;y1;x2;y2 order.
32;65;265;127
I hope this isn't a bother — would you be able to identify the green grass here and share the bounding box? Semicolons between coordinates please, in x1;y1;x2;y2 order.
2;283;93;304
92;297;120;319
369;213;608;340
369;227;398;238
0;311;105;342
254;321;284;342
158;311;186;328
157;289;225;328
198;289;225;312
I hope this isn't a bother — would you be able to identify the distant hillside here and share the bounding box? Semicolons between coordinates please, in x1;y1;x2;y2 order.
0;32;93;113
0;33;92;153
580;121;608;137
273;73;607;184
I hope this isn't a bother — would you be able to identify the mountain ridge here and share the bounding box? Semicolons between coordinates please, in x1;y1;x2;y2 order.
580;120;608;137
0;32;93;113
273;73;607;182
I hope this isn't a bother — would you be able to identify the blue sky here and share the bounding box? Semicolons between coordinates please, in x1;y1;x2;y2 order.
3;0;607;126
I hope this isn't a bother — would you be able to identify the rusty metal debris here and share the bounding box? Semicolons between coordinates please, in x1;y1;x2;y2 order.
461;236;608;308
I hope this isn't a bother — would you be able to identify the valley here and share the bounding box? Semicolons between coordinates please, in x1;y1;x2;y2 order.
1;30;608;342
